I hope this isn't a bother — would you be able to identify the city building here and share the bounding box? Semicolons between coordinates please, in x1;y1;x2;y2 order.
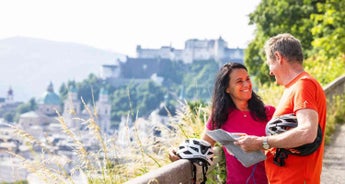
63;86;112;134
0;87;22;118
18;82;62;137
18;82;112;138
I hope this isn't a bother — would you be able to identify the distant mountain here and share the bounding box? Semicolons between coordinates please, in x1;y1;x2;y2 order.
0;36;125;102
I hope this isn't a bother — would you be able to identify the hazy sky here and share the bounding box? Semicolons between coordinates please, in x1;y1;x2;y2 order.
0;0;261;57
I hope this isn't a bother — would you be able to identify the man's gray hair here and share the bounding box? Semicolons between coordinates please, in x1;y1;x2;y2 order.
264;33;304;64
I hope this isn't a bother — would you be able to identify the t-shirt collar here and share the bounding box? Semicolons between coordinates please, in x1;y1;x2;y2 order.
285;71;307;88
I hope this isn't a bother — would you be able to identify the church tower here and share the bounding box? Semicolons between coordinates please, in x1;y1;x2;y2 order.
63;86;80;115
6;86;14;103
63;86;82;129
96;88;111;133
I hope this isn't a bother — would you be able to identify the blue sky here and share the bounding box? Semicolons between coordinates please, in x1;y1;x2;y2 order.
0;0;261;57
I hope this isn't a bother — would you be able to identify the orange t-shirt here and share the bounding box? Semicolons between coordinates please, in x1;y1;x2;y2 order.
265;72;327;184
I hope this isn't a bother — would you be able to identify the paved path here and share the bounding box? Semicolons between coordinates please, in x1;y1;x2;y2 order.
321;123;345;184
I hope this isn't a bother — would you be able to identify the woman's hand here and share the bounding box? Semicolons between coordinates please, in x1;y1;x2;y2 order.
168;148;180;162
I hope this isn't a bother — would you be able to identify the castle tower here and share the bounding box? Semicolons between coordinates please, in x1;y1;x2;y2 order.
214;36;227;62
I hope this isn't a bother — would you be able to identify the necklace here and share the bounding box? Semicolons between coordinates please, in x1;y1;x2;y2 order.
236;108;249;118
241;111;249;118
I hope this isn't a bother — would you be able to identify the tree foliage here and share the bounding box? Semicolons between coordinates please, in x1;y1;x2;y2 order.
244;0;345;85
182;60;219;101
245;0;319;83
305;0;345;84
110;81;166;126
309;0;345;58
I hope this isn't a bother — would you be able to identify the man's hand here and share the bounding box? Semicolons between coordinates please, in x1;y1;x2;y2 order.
234;135;263;152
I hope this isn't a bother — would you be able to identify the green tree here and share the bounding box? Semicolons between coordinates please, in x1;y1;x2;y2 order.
13;98;37;122
59;82;69;101
157;60;185;86
182;60;218;100
3;112;15;123
309;0;345;59
16;98;37;114
305;0;345;85
111;85;133;123
245;0;323;84
136;81;165;116
110;81;166;124
77;73;104;106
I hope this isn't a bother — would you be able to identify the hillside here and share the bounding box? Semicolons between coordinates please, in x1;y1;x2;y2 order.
0;37;124;102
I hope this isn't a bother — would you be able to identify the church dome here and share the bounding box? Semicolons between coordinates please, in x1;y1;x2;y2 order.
41;92;60;105
39;82;60;105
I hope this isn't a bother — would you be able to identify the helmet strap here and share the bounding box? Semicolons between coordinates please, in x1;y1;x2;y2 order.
190;161;208;184
191;163;197;184
273;148;289;166
200;163;208;184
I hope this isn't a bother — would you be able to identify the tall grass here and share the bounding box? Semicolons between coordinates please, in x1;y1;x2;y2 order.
3;96;120;183
2;123;75;184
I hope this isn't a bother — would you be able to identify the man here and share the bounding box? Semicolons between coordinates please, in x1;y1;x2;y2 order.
235;33;327;183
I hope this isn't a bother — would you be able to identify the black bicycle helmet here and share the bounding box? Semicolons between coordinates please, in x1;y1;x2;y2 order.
266;114;322;157
266;113;297;135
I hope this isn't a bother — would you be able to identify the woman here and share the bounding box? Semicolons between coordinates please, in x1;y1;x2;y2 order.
170;62;275;184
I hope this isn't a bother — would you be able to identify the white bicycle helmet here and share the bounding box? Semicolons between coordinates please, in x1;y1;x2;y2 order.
176;138;214;166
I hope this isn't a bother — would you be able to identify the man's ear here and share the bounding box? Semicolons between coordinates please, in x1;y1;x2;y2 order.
274;51;283;64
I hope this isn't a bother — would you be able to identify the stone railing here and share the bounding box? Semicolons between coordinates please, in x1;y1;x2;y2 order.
323;75;345;104
125;75;345;184
124;159;193;184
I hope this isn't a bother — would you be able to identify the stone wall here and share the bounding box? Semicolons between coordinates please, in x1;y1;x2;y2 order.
324;75;345;104
124;159;193;184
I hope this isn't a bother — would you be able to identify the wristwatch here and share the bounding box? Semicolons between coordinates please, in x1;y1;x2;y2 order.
262;137;270;150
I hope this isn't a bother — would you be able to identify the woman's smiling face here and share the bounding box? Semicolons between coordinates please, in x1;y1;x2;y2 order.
226;68;252;101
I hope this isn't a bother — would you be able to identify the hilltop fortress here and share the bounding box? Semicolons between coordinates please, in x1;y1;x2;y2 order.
101;37;244;84
136;37;244;64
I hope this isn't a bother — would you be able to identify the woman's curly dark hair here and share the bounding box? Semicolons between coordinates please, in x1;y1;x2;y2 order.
211;62;268;129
